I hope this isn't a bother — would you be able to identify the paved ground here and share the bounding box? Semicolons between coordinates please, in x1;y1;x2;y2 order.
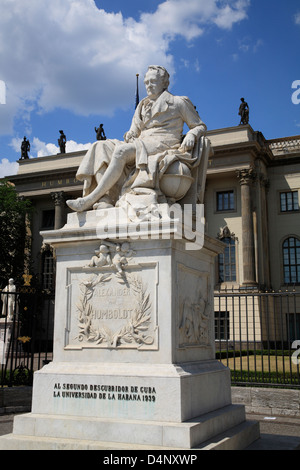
0;412;300;450
0;414;16;437
245;413;300;450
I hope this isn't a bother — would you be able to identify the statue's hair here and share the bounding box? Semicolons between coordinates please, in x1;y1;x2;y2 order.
145;65;170;89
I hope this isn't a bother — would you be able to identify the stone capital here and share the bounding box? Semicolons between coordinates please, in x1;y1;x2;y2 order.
236;168;256;185
50;191;65;206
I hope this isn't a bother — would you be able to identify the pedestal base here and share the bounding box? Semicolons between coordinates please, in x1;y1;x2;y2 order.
28;361;233;423
0;406;259;450
0;360;259;450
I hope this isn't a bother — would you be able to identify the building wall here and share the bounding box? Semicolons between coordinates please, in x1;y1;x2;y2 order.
267;165;300;290
204;173;242;287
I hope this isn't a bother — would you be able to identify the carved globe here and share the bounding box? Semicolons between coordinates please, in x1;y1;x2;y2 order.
160;161;194;201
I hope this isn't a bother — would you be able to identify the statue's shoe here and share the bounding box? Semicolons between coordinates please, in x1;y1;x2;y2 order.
93;201;114;210
66;197;92;212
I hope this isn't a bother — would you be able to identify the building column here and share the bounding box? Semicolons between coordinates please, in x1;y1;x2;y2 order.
237;168;257;286
50;191;66;229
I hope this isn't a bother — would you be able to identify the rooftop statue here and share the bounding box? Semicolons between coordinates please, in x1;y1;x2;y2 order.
21;136;30;159
58;130;66;154
67;65;209;213
238;98;249;125
95;123;106;141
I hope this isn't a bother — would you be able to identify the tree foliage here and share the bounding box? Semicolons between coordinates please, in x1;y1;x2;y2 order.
0;179;33;288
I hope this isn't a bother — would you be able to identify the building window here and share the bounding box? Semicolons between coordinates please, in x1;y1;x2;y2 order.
41;247;55;291
215;311;230;340
218;237;237;283
41;210;55;230
283;237;300;285
216;190;235;212
280;191;299;212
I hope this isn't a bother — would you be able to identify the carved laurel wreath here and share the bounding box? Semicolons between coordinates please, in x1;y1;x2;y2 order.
76;273;154;349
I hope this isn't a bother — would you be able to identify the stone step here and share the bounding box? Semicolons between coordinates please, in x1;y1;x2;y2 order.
0;419;259;451
1;403;258;450
196;420;260;450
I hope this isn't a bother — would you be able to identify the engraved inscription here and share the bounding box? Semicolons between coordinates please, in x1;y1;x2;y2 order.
52;382;157;403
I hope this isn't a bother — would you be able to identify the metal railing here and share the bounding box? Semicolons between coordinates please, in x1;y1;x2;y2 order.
0;286;54;387
1;284;300;389
215;288;300;388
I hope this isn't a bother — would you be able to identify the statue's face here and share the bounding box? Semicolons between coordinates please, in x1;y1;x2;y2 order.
144;71;165;98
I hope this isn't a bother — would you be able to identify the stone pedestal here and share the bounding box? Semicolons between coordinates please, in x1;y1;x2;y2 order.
0;207;259;450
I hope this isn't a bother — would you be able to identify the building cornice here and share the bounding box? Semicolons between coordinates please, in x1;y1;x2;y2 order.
17;149;86;166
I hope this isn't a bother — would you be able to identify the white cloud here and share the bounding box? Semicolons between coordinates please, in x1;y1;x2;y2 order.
31;138;59;159
31;137;91;158
213;0;250;29
9;138;22;155
295;12;300;24
10;136;91;159
235;36;263;60
252;39;263;53
180;58;201;73
66;140;92;154
141;0;250;42
0;158;19;178
238;36;263;53
0;81;6;105
0;0;250;135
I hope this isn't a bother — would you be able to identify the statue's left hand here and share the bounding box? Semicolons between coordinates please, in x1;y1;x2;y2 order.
179;133;196;152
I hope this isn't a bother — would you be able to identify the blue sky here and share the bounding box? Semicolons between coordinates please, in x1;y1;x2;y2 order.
0;0;300;177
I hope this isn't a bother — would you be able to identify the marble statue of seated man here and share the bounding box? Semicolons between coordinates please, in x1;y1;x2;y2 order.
67;65;207;213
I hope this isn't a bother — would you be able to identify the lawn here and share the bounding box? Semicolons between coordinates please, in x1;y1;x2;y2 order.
218;352;300;385
221;354;300;374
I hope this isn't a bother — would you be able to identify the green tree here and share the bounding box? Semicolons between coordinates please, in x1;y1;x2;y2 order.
0;179;33;288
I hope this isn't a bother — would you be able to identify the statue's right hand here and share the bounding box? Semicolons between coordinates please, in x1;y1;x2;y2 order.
124;131;135;143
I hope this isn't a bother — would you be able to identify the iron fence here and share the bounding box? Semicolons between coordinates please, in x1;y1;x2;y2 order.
0;286;54;387
1;284;300;389
215;288;300;388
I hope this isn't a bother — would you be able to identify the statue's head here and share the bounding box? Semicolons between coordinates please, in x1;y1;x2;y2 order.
144;65;170;97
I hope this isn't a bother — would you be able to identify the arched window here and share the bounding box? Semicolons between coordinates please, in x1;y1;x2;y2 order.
283;237;300;285
217;226;237;283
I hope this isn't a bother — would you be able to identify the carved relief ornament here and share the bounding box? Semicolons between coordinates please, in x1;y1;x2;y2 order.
87;240;135;275
179;295;211;347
